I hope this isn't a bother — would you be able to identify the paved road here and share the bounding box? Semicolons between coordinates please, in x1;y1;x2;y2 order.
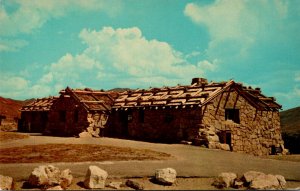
1;136;300;181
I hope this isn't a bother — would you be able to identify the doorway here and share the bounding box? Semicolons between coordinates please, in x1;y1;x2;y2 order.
120;110;132;137
218;130;232;151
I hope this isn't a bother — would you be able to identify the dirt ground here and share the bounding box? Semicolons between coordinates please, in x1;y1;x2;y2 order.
0;144;171;163
0;131;29;142
264;154;300;162
1;134;300;190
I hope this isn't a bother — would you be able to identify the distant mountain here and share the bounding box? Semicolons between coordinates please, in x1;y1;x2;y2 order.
280;106;300;154
0;96;34;120
280;106;300;134
109;88;132;92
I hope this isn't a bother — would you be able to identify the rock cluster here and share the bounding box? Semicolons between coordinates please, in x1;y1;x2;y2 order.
213;170;286;190
79;113;107;138
195;125;231;151
28;165;73;189
0;175;13;190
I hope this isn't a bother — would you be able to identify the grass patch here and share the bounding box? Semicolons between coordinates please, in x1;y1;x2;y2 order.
265;154;300;162
0;131;30;142
0;144;172;163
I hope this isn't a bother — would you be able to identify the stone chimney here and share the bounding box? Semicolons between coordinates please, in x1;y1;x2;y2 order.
191;78;208;85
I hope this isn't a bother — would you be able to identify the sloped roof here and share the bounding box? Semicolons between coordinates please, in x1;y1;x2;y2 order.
112;80;282;111
21;97;58;111
60;87;117;112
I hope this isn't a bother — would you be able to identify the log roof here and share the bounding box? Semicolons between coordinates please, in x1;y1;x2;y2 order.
20;97;58;111
59;87;117;112
20;79;282;112
112;80;282;111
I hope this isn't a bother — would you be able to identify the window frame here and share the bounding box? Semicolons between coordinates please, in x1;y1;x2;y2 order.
225;108;240;124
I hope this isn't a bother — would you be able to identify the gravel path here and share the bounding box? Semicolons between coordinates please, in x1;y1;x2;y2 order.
1;136;300;181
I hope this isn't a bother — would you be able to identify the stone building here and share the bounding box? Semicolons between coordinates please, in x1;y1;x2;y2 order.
108;78;284;156
19;97;57;133
44;87;117;137
19;78;284;155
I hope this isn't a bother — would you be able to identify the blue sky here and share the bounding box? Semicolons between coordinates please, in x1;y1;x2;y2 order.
0;0;299;110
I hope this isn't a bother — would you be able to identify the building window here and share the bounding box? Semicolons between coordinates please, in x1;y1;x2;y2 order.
165;114;173;123
74;110;79;122
128;114;133;122
225;109;240;124
139;110;144;123
59;111;66;122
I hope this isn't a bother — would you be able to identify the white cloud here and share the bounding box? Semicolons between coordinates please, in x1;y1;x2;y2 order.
0;74;28;91
77;27;204;86
0;0;121;36
0;38;28;52
33;26;207;92
1;26;214;99
184;0;290;58
197;60;218;71
0;72;54;98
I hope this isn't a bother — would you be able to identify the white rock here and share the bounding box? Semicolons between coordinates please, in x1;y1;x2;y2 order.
243;170;265;183
28;165;72;189
28;165;61;187
275;175;286;187
0;175;13;190
219;144;231;151
234;180;244;188
207;135;219;142
155;168;177;185
84;166;108;189
108;182;122;189
59;169;73;188
250;174;280;189
79;131;92;138
47;185;63;190
213;172;237;188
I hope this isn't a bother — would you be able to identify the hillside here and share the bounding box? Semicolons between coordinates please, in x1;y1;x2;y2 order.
0;96;34;120
280;106;300;154
280;106;300;134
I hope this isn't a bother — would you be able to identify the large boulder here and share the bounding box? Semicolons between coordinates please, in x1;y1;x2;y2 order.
212;172;237;188
242;170;265;183
28;165;61;187
28;165;73;188
154;168;177;185
0;175;13;190
84;166;108;189
250;174;280;189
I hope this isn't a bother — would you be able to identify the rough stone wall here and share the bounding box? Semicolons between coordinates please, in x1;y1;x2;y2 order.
45;96;89;136
201;90;283;156
85;112;108;137
108;108;202;142
19;111;48;133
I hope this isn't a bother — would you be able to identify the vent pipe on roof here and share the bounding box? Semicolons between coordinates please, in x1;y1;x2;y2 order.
191;78;208;85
